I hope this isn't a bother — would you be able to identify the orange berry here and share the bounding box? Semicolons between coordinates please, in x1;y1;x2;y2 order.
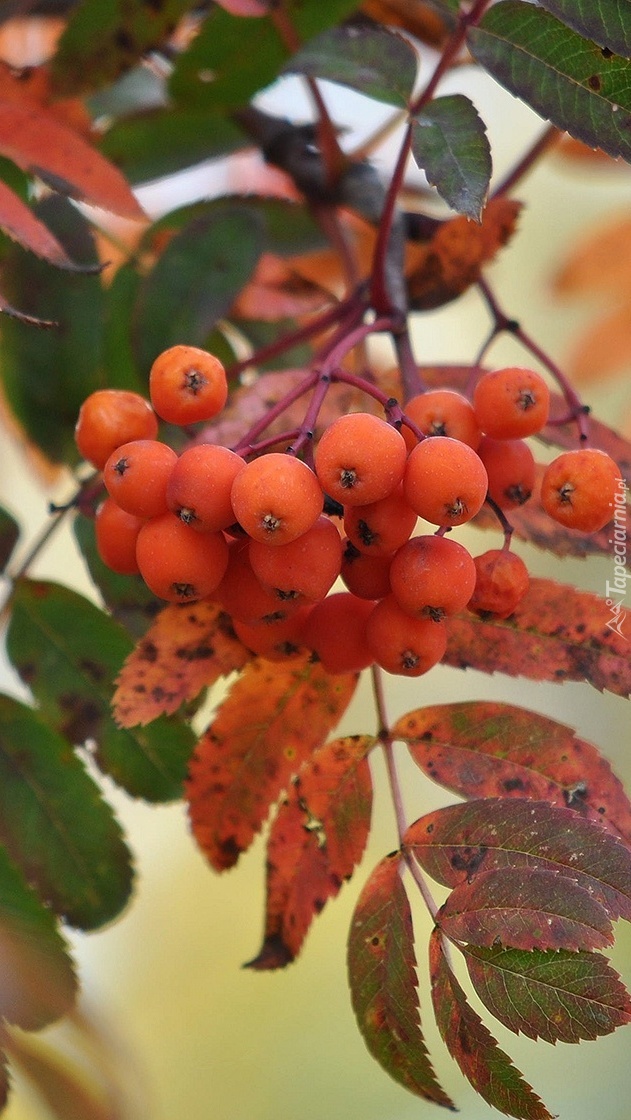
248;516;342;602
365;594;447;677
299;592;375;674
135;513;229;602
403;436;488;526
540;448;623;533
166;443;245;532
230;453;323;545
75;389;158;469
477;436;536;509
103;439;177;519
389;534;476;620
315;413;407;506
467;549;530;619
403;389;481;452
149;345;228;425
232;606;313;662
343;484;417;557
214;540;300;624
473;366;550;439
340;540;393;600
94;497;143;575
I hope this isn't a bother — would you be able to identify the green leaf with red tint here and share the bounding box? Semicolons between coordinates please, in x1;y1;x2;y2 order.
463;943;631;1043
393;700;631;843
429;928;552;1120
536;0;631;59
0;179;97;270
347;852;454;1107
187;653;359;871
246;734;374;969
412;95;492;221
404;798;631;921
0;695;132;931
285;23;418;107
443;577;631;698
439;866;613;952
7;579;195;802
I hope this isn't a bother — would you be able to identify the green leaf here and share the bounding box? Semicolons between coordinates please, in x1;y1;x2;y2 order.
147;195;326;256
0;694;132;930
7;579;195;803
537;1;631;59
102;263;147;394
0;842;77;1030
0;504;19;572
99;108;245;186
169;0;359;109
468;1;631;163
463;944;631;1043
51;0;198;96
0;197;104;465
347;853;454;1107
133;203;265;374
73;513;161;641
285;23;419;107
411;94;492;221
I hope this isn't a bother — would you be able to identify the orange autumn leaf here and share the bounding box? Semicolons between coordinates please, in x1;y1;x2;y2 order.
113;602;251;727
443;577;631;698
247;734;374;969
361;0;450;46
186;653;359;871
407;198;522;310
231;251;335;320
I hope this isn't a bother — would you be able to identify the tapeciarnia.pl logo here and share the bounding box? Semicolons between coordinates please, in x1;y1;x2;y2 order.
605;478;629;640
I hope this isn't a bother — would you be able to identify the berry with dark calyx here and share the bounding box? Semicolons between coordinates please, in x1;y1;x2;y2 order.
540;448;623;533
230;453;323;545
389;534;477;621
135;513;229;603
232;605;313;662
149;344;228;425
299;592;375;674
402;389;481;452
340;540;393;600
214;539;303;625
167;443;245;532
343;484;417;557
473;366;550;439
75;389;158;469
467;548;530;619
103;439;177;519
314;412;407;506
248;515;342;602
403;436;488;526
365;594;447;677
477;436;536;509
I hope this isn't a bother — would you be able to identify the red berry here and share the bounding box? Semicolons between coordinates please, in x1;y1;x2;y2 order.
315;413;407;506
103;439;177;519
389;534;476;620
75;389;158;469
149;345;228;425
230;453;323;545
540;448;623;533
135;513;229;602
403;436;488;526
473;366;550;439
365;595;447;677
468;549;530;619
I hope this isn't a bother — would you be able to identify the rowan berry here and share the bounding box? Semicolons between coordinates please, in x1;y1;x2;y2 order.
540;448;623;533
314;413;407;506
103;439;177;519
135;513;229;602
95;497;143;575
149;345;228;425
248;515;342;602
403;436;488;526
232;606;313;662
214;540;300;625
389;534;477;621
364;594;447;677
402;389;481;452
467;549;530;619
343;484;417;557
75;389;158;469
230;453;323;545
473;366;550;439
477;436;536;509
340;541;393;600
166;443;245;532
299;592;375;674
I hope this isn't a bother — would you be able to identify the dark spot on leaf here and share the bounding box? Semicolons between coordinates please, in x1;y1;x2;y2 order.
216;835;241;870
18;661;37;683
503;777;525;792
451;845;487;879
601;47;614;59
114;29;136;52
587;74;601;91
59;693;101;744
175;644;214;661
139;639;158;663
80;657;106;683
564;781;588;807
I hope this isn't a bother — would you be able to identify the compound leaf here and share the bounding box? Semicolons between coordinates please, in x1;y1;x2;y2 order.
404;798;631;921
347;852;454;1107
246;734;374;969
412;94;491;220
536;1;631;59
285;23;418;107
7;578;195;803
439;867;613;952
463;944;631;1043
394;700;631;843
186;653;358;871
429;928;552;1120
0;694;132;930
113;600;251;726
468;1;631;164
443;577;631;698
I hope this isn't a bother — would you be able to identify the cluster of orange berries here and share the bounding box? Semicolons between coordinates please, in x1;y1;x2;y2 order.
74;346;623;678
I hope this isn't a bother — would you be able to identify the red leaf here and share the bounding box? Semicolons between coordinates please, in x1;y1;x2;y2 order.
404;799;631;921
393;700;631;843
438;867;613;952
186;653;358;870
347;853;454;1108
429;928;552;1120
443;577;631;698
113;602;251;727
463;944;631;1043
0;180;94;270
246;734;374;968
0;101;145;221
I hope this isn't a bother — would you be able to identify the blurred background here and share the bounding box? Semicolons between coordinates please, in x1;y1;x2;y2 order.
0;14;630;1120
